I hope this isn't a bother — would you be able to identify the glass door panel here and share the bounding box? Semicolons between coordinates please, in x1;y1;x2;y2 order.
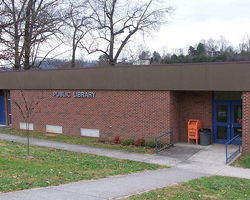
217;105;228;123
234;105;242;124
213;101;230;143
217;126;228;140
231;102;242;144
234;127;242;138
213;100;242;144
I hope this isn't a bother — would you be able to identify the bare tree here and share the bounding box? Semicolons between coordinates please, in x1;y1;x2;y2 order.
217;35;230;53
62;0;93;68
205;36;233;55
206;38;218;52
161;45;168;58
120;44;151;64
84;0;173;66
238;43;246;53
172;48;184;56
11;89;41;156
239;33;250;52
0;0;63;70
138;50;151;60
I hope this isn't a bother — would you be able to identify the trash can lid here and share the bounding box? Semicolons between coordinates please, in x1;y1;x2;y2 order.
199;128;211;132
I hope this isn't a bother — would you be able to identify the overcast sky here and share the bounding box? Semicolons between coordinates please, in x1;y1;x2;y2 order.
60;0;250;61
142;0;250;55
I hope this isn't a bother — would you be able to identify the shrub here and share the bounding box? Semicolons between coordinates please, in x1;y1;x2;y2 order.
113;136;121;144
145;140;164;148
135;137;145;147
122;139;135;146
145;140;156;148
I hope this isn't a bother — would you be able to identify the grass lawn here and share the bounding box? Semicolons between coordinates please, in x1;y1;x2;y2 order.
231;155;250;169
127;176;250;200
1;129;155;154
0;140;164;193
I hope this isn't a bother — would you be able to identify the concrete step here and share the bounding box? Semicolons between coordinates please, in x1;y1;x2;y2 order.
0;125;12;130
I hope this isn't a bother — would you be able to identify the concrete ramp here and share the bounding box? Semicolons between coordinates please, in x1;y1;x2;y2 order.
159;143;204;160
155;143;242;174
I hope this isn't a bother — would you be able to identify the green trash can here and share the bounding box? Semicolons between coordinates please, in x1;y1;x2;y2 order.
199;129;211;146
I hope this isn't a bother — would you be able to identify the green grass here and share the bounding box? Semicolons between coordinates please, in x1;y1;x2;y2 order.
0;140;164;193
127;176;250;200
1;129;155;154
231;155;250;169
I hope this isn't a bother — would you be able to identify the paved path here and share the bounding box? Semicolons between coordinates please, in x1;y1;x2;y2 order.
0;133;249;200
0;168;207;200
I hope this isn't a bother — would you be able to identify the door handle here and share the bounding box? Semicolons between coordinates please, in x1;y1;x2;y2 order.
231;124;234;128
228;125;230;128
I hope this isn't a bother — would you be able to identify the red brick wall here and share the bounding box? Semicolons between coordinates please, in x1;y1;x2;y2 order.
170;91;181;143
10;90;213;144
10;90;250;155
179;91;213;143
11;90;172;142
242;92;250;155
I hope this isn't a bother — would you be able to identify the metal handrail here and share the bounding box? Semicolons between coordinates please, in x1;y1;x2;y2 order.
155;130;173;154
226;134;241;164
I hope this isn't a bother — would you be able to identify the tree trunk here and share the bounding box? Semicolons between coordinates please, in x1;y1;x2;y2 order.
72;51;76;68
72;29;77;68
14;30;21;70
24;0;33;70
108;0;116;66
109;33;115;66
13;9;21;70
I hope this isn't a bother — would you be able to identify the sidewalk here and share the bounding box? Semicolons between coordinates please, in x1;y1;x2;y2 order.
0;168;207;200
0;133;249;200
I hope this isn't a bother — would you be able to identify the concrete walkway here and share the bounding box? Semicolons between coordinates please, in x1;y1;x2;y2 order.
0;133;249;200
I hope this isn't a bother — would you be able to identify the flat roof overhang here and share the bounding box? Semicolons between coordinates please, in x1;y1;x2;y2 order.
0;61;250;91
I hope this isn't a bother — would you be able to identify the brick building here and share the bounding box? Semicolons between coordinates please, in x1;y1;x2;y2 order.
0;62;250;155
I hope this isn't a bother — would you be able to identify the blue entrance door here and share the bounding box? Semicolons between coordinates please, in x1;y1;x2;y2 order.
0;94;6;124
213;101;242;144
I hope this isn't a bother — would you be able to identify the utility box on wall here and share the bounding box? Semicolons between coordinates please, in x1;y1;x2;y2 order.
188;119;202;145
